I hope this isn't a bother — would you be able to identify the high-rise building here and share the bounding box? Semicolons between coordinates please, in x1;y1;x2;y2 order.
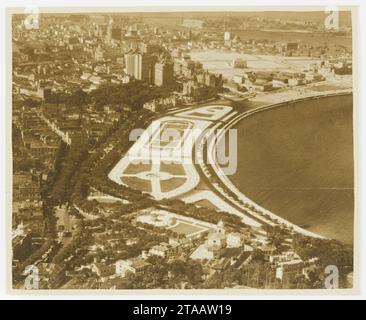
136;54;156;84
124;52;137;77
154;62;174;87
124;52;155;84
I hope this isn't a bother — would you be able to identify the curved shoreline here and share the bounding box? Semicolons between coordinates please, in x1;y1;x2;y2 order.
205;91;353;239
105;92;352;239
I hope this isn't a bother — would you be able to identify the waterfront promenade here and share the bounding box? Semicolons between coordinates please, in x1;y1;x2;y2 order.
106;84;353;238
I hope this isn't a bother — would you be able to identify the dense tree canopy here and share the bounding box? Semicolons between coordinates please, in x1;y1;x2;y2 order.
90;81;171;110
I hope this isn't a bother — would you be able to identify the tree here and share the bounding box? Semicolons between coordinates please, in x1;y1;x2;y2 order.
251;249;265;263
67;89;90;109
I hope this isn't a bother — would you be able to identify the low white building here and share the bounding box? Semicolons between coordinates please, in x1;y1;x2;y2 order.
148;242;180;259
269;251;300;263
233;75;245;85
115;259;132;277
115;258;151;277
275;258;304;281
288;78;305;86
226;232;245;248
190;244;215;260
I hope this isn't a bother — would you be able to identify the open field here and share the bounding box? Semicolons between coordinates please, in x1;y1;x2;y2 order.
233;29;352;49
190;50;322;80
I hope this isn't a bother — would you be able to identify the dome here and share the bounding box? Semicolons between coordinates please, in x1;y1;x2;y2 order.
217;219;225;228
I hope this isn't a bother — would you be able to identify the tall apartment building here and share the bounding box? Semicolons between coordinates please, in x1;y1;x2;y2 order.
136;54;156;83
124;52;156;84
154;62;173;87
124;52;137;77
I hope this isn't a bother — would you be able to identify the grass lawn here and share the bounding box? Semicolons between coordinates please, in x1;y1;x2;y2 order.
124;162;152;174
160;162;186;175
160;177;186;193
121;176;152;193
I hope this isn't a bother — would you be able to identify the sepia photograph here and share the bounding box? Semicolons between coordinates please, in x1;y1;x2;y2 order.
6;4;358;295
